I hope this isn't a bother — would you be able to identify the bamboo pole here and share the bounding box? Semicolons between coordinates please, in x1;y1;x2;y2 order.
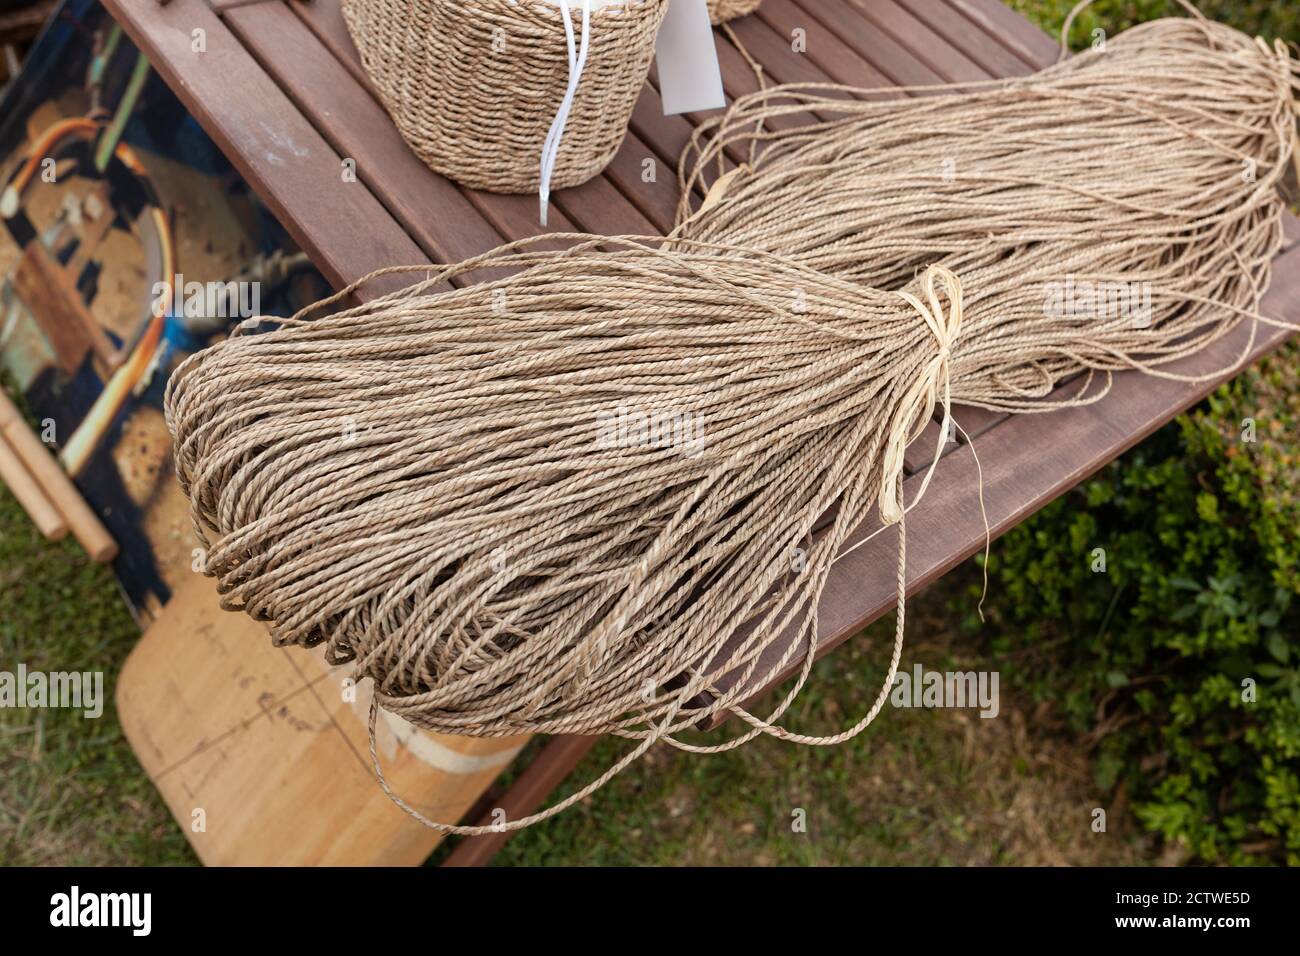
0;389;117;562
0;431;67;540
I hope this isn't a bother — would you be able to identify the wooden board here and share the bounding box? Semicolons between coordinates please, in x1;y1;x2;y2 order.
10;242;108;375
116;575;527;866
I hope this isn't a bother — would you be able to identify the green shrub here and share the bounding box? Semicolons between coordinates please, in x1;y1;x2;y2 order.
968;339;1300;864
987;0;1300;870
1008;0;1300;51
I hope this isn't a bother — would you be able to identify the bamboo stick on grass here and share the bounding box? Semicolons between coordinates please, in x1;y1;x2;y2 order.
0;430;67;541
0;389;117;562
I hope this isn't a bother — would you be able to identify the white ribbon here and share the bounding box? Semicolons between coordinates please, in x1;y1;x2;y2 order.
539;0;592;226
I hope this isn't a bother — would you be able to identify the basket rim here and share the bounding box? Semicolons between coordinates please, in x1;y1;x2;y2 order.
344;0;668;26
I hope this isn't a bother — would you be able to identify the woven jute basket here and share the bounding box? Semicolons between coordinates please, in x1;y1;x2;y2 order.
709;0;762;23
342;0;669;194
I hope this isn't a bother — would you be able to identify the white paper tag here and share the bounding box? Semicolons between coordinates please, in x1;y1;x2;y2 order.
655;0;726;116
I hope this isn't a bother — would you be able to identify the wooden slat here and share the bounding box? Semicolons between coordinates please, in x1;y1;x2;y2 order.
755;0;895;88
100;0;424;300
944;0;1060;68
629;84;697;168
685;30;795;131
703;239;1300;724
648;6;882;195
646;70;754;170
207;0;276;11
791;0;945;87
649;1;888;172
896;0;1036;76
951;401;1013;441
712;28;776;99
902;415;956;475
640;0;897;197
707;4;905;143
601;127;684;233
284;0;372;90
727;8;851;87
848;0;990;83
222;2;507;266
560;164;661;236
11;243;106;375
650;17;820;136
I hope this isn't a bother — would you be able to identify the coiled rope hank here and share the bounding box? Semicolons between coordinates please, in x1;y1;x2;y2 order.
165;12;1299;833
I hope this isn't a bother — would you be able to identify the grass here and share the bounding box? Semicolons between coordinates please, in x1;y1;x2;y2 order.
1006;0;1300;49
3;0;1296;866
454;597;1149;866
0;382;194;865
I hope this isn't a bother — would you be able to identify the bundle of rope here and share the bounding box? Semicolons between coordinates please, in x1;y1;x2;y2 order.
165;8;1299;832
676;14;1300;411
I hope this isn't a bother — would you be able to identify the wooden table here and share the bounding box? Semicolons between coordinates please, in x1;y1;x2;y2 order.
100;0;1300;865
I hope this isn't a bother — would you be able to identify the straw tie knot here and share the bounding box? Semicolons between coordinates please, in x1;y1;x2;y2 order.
878;265;964;526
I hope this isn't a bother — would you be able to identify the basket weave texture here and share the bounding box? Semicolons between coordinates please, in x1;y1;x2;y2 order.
708;0;762;23
343;0;669;194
